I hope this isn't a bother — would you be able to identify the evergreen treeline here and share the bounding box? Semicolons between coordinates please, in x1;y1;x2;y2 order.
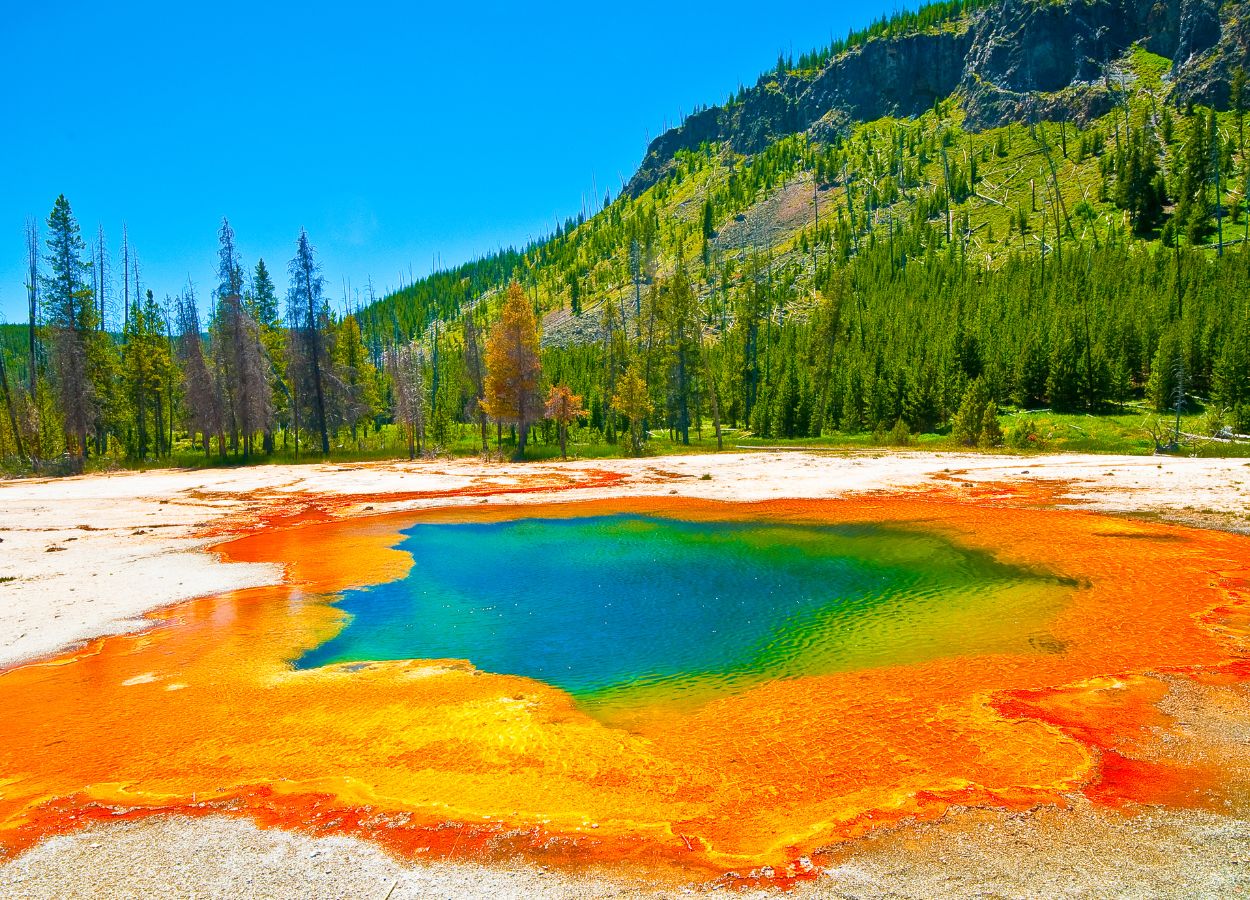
540;241;1250;451
0;198;384;470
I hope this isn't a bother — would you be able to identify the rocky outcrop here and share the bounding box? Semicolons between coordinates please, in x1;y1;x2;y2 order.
1171;0;1250;108
627;27;973;191
798;29;972;137
958;0;1159;128
626;0;1246;197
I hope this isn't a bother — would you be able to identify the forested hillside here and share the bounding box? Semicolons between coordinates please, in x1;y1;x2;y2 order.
2;0;1250;470
358;0;1250;448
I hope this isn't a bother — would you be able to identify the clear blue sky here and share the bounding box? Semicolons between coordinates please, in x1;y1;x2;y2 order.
1;0;904;323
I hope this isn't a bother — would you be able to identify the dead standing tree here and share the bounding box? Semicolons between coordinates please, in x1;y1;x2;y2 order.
386;342;426;459
175;285;225;456
544;384;586;459
213;219;271;459
25;219;39;398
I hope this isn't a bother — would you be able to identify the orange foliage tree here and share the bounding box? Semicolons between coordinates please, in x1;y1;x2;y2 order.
481;281;543;459
544;384;586;459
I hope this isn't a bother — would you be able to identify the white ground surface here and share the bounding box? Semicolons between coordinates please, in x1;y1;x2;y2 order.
2;451;1249;898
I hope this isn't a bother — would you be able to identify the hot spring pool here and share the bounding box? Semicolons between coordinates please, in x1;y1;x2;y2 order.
298;514;1077;709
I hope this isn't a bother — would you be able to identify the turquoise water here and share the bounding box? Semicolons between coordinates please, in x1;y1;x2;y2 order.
297;514;1075;706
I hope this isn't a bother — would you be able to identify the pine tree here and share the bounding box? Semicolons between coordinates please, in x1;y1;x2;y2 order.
1014;334;1049;408
1177;110;1213;245
1149;327;1186;413
122;290;173;459
1114;121;1165;235
250;259;280;327
1047;330;1086;411
951;377;1000;447
40;195;98;461
249;259;284;453
287;229;331;454
1213;317;1250;431
567;270;581;316
977;400;1003;447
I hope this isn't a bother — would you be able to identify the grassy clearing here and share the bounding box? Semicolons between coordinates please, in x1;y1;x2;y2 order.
12;404;1243;477
49;408;1243;474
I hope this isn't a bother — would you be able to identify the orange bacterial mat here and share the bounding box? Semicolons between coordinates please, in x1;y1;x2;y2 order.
1;491;1248;883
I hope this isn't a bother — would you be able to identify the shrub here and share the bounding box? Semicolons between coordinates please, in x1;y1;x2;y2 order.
978;402;1004;448
887;418;912;446
1006;416;1043;450
952;378;999;447
1200;406;1229;438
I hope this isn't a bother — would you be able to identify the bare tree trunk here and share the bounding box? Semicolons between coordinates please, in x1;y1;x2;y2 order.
166;314;176;457
122;225;130;334
291;375;300;460
96;226;109;332
516;421;530;458
25;220;38;398
309;325;329;454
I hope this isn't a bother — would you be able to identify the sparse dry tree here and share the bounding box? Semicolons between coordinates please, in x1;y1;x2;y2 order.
25;219;39;397
176;285;224;455
94;225;110;332
386;342;426;459
544;384;586;459
211;218;272;459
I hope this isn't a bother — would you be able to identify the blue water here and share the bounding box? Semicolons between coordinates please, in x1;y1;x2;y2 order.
297;514;1072;705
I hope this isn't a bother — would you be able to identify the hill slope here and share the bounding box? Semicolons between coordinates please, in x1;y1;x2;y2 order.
359;0;1250;450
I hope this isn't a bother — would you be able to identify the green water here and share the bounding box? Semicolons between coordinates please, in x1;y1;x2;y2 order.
298;514;1075;708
